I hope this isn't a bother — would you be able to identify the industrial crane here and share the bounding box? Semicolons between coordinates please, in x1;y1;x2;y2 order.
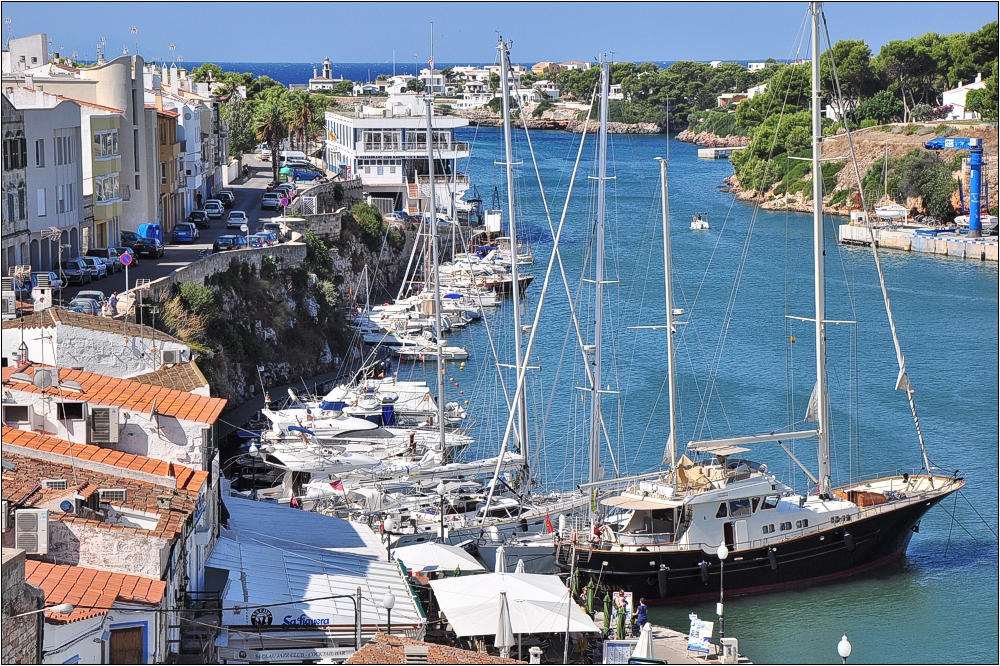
924;137;988;237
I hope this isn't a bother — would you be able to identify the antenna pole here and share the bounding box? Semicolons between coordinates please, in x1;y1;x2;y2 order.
811;1;831;497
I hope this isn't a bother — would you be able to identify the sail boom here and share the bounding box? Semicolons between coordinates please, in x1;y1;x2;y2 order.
688;430;819;450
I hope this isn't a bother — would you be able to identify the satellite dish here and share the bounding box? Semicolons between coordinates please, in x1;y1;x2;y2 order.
33;369;57;389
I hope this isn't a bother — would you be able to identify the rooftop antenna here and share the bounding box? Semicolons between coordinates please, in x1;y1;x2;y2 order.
4;18;11;51
130;25;138;55
169;43;176;62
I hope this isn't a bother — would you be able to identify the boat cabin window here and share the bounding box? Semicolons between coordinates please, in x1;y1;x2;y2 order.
762;494;780;510
762;524;775;534
780;521;792;531
716;503;728;519
751;497;761;513
795;519;809;529
728;498;752;517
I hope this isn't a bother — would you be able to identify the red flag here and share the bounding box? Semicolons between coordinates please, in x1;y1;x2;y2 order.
289;495;300;509
330;479;345;493
545;514;554;534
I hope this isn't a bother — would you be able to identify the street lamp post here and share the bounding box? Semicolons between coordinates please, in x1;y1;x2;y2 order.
11;603;74;618
838;635;852;664
717;544;729;642
383;588;396;636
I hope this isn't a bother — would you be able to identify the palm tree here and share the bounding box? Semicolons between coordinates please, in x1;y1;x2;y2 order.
286;91;314;152
254;100;287;184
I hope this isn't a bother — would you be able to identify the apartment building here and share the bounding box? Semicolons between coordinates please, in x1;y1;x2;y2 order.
2;95;29;273
155;107;184;231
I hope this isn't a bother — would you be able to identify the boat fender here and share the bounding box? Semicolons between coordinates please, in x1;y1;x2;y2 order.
768;548;778;571
658;566;669;597
700;560;709;585
843;531;856;552
520;517;529;533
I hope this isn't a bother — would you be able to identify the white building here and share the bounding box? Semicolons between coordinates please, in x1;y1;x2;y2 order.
942;74;986;120
1;308;193;379
532;80;560;99
2;363;226;469
308;57;344;92
710;60;725;68
560;61;592;71
747;62;773;72
324;92;470;215
1;33;48;75
746;83;768;99
5;89;84;271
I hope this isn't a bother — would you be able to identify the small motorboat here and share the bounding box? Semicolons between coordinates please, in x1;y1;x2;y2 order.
691;212;710;230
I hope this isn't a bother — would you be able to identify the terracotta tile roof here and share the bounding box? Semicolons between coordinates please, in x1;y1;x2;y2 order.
2;449;199;540
20;88;122;114
345;633;525;665
2;308;185;345
157;108;180;118
2;364;226;424
129;362;209;393
24;560;165;624
1;427;208;493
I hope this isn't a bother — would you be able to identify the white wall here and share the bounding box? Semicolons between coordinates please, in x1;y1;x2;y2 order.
1;323;191;379
43;604;162;664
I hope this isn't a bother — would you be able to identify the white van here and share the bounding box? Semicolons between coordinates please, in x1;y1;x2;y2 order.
278;150;310;167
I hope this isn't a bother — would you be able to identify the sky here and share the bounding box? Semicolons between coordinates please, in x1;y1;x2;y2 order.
3;2;997;65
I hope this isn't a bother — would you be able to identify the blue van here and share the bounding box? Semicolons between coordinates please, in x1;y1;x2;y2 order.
137;223;163;242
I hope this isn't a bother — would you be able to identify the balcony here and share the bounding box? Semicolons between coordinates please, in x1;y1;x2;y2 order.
414;173;470;188
358;140;471;156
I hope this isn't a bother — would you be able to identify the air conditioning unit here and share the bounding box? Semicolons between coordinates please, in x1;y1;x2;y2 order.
1;292;15;317
1;500;8;532
90;406;120;443
14;508;48;555
160;349;186;365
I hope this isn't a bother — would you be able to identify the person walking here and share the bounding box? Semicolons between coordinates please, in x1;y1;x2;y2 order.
636;597;648;630
109;292;119;316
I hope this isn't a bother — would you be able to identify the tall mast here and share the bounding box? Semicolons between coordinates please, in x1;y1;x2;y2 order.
589;57;609;511
811;1;831;497
656;155;677;474
499;37;530;472
426;94;446;452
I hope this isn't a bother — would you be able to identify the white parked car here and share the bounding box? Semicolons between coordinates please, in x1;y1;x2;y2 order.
227;210;249;229
204;200;225;219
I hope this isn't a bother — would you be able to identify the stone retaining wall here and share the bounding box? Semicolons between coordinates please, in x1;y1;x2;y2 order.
1;548;43;665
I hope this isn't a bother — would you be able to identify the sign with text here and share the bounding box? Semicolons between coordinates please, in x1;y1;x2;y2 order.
602;639;639;664
687;616;714;654
218;647;355;662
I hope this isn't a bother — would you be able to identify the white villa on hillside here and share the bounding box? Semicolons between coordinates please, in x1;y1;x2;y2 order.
942;74;986;120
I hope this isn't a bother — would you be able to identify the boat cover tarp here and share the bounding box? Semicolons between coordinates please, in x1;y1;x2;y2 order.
429;572;600;637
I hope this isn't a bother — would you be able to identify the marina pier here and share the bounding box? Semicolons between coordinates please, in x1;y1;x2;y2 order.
838;224;999;261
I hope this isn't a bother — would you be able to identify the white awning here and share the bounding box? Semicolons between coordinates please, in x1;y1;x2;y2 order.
393;542;485;574
688;444;752;456
429;572;600;637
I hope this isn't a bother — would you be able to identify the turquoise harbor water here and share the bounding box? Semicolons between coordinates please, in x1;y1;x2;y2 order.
392;126;998;664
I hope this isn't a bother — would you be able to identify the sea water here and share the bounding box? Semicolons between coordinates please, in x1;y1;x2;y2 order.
399;126;997;664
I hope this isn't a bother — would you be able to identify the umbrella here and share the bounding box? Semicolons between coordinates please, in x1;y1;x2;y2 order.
495;591;515;658
585;580;596;615
571;569;580;597
393;542;485;574
616;604;626;639
515;559;525;574
631;622;655;660
602;594;611;633
494;545;507;573
428;572;602;637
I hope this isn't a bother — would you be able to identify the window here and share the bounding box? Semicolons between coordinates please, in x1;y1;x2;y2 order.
135;174;141;191
762;494;780;510
795;519;809;529
54;136;73;165
56;402;85;420
18;185;26;219
729;498;752;517
160;162;167;185
37;188;46;216
751;497;761;512
56;185;66;213
762;524;775;534
95;174;120;203
779;521;792;531
99;489;127;503
715;503;728;519
5;190;15;224
35;139;45;167
3;405;30;423
95;130;119;158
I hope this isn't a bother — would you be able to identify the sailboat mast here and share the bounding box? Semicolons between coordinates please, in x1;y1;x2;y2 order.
656;156;677;473
426;94;447;451
589;57;610;501
811;1;831;496
499;38;530;465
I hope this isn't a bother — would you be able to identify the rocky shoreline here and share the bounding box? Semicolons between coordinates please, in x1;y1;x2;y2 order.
453;110;661;134
676;129;750;147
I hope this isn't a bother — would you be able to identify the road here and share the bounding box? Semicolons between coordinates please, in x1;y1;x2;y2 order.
62;157;277;303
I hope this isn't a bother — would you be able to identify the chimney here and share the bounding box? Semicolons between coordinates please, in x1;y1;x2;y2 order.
156;494;173;510
155;88;163;110
403;646;429;664
24;74;34;90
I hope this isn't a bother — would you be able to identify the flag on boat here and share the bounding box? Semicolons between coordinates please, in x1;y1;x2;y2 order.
545;514;553;533
329;479;345;494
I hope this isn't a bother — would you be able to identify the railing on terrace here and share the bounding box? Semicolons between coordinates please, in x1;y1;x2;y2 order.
414;173;470;187
361;140;470;153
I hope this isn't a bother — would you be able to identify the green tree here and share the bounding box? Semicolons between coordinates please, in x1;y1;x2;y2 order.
284;91;313;151
821;39;878;122
254;100;288;184
855;89;903;124
406;77;425;93
332;80;354;96
222;94;257;156
191;62;223;82
246;75;283;99
488;72;500;95
966;59;999;119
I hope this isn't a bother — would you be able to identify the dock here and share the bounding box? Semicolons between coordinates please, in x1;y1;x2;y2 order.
697;146;746;159
838;224;998;261
594;615;752;664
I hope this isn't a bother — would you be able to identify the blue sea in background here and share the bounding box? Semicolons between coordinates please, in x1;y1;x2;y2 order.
396;127;998;663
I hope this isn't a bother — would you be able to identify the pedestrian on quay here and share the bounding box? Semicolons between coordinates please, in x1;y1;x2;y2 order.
109;291;119;316
636;597;648;629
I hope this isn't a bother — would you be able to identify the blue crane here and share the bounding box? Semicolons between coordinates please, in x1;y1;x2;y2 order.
924;137;986;237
